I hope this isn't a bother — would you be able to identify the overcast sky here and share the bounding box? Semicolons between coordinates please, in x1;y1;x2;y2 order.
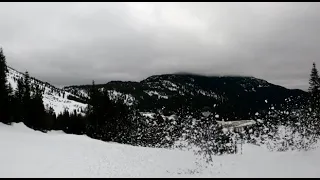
1;2;320;90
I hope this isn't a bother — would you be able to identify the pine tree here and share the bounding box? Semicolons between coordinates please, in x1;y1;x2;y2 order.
308;62;320;112
22;71;32;126
30;85;46;130
309;62;320;93
13;77;25;123
16;78;24;102
0;48;10;124
23;71;31;101
86;80;100;138
44;106;56;131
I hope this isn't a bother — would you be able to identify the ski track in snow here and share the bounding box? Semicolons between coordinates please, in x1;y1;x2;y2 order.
1;123;320;178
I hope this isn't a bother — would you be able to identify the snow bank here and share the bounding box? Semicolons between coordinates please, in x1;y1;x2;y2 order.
1;123;320;178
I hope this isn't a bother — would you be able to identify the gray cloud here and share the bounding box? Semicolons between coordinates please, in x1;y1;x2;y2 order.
1;2;320;90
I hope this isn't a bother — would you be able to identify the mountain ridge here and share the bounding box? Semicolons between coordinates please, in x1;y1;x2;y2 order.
65;72;306;92
64;73;308;120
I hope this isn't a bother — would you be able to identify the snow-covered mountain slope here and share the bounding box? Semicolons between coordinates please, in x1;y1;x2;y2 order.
64;83;137;106
1;122;320;178
6;67;87;115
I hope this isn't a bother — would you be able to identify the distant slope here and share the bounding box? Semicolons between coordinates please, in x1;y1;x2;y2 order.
7;67;87;115
64;73;308;120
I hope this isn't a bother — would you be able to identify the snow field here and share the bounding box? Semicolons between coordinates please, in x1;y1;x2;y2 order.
1;123;320;178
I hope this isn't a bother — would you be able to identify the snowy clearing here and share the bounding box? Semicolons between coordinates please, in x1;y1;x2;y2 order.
1;123;320;178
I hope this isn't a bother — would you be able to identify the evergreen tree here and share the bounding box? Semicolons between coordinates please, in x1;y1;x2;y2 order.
23;71;31;101
0;48;10;124
64;110;86;135
86;80;100;138
29;85;46;131
22;71;32;126
16;78;24;103
13;77;25;123
56;109;70;132
308;62;320;112
44;106;56;131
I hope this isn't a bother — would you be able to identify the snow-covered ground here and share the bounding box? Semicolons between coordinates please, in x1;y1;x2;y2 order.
1;123;320;178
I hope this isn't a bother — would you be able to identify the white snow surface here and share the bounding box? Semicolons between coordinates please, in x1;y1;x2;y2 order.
145;90;169;99
107;90;135;106
217;120;256;129
1;123;320;178
140;112;156;119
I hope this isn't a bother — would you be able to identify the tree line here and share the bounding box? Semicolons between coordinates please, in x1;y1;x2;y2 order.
0;48;56;131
